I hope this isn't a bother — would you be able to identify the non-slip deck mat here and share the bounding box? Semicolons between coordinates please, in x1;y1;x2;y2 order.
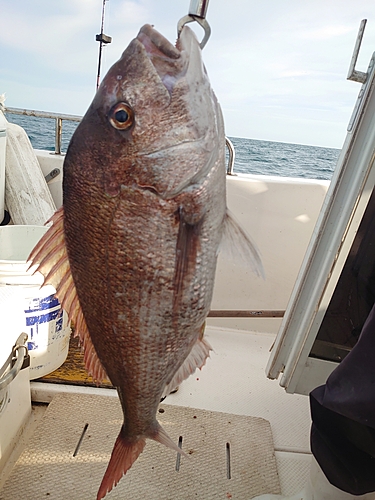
0;393;280;499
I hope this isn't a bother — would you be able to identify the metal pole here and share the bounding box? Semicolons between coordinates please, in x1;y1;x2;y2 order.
188;0;210;18
96;0;106;90
55;117;62;155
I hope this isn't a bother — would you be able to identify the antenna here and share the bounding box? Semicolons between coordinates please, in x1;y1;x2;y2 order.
96;0;112;90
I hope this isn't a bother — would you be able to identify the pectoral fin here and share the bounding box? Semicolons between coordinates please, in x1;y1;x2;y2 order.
220;210;265;278
173;207;204;311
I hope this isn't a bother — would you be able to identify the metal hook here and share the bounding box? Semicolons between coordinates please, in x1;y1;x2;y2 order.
177;0;211;49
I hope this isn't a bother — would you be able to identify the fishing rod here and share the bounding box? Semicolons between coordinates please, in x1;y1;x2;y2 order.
96;0;112;90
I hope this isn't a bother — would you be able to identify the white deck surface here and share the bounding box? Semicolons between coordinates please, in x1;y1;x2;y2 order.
1;327;312;497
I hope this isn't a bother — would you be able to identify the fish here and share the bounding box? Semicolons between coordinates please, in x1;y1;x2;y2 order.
28;24;263;499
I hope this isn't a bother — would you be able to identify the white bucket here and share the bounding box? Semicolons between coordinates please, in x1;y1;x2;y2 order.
0;225;71;379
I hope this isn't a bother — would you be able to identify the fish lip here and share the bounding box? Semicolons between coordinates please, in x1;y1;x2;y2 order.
136;24;197;94
137;24;181;60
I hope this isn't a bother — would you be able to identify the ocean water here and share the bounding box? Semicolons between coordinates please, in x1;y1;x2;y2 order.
4;112;340;180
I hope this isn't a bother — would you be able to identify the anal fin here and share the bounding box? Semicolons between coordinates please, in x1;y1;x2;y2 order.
162;330;212;399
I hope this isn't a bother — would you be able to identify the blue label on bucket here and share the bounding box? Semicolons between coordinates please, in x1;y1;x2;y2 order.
24;294;62;351
25;294;61;327
25;294;60;313
26;308;61;326
56;315;63;333
27;327;38;351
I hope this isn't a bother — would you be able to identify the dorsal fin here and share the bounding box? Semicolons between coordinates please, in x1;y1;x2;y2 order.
28;207;108;384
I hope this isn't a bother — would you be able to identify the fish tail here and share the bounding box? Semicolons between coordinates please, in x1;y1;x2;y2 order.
96;429;146;500
97;422;187;499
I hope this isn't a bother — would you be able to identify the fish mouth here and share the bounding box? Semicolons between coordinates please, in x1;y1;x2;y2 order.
136;24;199;94
137;24;180;61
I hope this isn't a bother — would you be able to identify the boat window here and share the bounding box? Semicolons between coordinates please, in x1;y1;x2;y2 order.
310;185;375;363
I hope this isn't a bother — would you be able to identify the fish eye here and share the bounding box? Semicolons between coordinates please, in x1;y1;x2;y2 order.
108;102;134;130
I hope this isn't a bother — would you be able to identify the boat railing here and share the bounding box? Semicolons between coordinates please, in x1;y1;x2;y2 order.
225;137;235;175
3;106;237;174
3;107;81;155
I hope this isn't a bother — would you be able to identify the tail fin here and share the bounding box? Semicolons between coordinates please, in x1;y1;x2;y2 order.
97;422;187;499
96;429;146;500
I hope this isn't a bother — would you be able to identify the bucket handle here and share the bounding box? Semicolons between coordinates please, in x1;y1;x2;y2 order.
0;333;29;391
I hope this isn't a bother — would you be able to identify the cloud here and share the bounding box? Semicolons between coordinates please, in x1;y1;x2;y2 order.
300;25;354;40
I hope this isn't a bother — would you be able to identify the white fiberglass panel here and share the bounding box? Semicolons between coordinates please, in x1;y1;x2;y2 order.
267;51;375;394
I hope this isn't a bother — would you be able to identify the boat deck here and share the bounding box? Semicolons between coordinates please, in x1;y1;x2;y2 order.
0;327;312;498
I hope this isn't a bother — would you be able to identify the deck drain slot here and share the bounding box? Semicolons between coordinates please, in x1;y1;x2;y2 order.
226;442;231;479
73;423;89;457
175;435;183;471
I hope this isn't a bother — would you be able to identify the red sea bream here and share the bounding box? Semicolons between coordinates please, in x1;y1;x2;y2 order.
29;24;262;499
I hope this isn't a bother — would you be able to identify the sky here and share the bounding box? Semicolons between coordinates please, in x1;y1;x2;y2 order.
1;0;375;148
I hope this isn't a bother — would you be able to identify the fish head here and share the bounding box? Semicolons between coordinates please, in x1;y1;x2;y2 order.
64;24;223;199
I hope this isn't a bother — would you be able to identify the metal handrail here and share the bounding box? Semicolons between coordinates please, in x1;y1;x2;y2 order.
226;137;236;175
3;106;82;155
208;310;284;318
